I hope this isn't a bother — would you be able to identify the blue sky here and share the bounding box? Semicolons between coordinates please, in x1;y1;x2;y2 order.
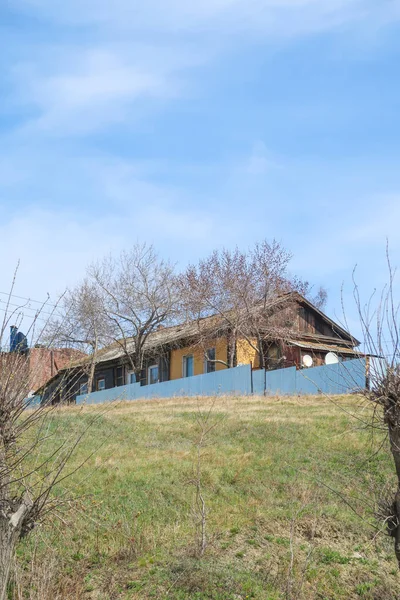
1;0;400;340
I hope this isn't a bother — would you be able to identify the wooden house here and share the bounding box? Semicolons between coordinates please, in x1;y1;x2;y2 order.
38;293;360;403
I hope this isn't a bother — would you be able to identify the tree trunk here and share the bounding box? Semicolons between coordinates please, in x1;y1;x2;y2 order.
87;337;98;394
134;368;143;385
0;497;33;600
388;426;400;568
228;331;236;369
257;335;265;370
87;359;96;394
393;487;400;568
0;523;18;600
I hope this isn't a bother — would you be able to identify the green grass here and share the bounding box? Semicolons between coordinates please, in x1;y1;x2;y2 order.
15;394;400;599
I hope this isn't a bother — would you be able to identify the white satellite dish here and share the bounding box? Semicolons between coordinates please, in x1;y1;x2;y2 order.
302;354;313;368
325;352;339;365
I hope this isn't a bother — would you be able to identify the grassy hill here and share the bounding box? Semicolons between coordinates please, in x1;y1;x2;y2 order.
15;394;400;599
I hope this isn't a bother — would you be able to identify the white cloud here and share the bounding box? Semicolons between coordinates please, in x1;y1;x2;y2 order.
288;193;400;289
7;0;398;139
36;53;162;110
90;158;236;244
2;0;399;324
0;209;120;299
11;47;184;136
14;0;393;35
0;153;240;304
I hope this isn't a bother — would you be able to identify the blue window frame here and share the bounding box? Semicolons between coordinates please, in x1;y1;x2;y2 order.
183;355;194;378
127;371;136;384
148;365;159;385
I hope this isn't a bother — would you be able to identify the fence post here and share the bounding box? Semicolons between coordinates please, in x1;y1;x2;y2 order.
250;362;254;395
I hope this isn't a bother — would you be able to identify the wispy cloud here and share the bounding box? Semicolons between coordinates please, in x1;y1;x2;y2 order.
0;198;225;307
11;47;186;136
7;0;399;139
0;149;240;301
14;0;396;35
1;0;400;319
288;192;400;286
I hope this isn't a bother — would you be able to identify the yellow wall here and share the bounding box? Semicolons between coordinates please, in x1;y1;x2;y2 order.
236;338;259;368
170;337;228;380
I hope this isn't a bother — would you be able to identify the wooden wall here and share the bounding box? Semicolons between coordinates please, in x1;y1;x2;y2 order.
297;306;341;338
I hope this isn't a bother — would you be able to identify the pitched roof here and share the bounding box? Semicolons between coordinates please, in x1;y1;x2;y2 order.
36;293;358;392
295;294;359;346
36;314;224;390
83;317;220;365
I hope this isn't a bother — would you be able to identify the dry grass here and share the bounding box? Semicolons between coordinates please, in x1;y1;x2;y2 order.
11;393;400;599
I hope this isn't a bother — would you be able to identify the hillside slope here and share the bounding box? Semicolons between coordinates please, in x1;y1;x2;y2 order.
16;394;399;599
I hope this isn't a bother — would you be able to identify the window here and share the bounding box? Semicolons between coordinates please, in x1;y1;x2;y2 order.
79;382;88;395
127;371;136;384
266;344;281;370
204;348;216;374
183;355;194;378
96;378;105;391
116;366;124;387
148;365;159;385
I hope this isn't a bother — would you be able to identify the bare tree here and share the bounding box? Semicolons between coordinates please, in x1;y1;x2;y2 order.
88;243;178;381
0;276;106;599
187;399;221;558
350;248;400;568
179;240;326;370
44;279;109;393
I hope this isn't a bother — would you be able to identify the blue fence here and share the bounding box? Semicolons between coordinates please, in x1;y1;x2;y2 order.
258;359;366;396
75;358;367;405
294;359;366;395
76;365;252;405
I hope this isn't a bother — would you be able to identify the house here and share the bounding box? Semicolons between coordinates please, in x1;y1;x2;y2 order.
2;326;84;397
38;293;361;404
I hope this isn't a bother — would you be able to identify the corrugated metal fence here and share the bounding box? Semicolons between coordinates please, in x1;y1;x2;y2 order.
75;358;367;405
